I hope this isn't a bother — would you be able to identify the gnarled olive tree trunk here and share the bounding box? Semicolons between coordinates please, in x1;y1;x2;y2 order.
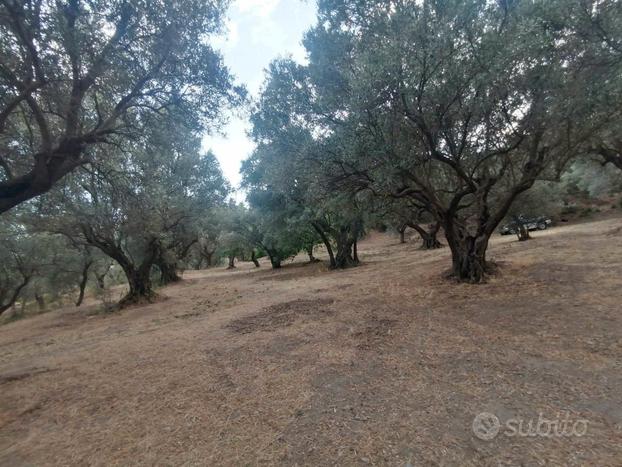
80;225;159;307
195;246;215;269
265;249;282;269
157;260;181;284
119;262;157;307
444;225;490;283
156;238;199;284
155;254;181;285
334;228;359;269
442;187;530;282
311;218;362;269
408;221;442;249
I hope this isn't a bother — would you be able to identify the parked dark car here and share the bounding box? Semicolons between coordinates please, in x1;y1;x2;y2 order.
499;215;553;235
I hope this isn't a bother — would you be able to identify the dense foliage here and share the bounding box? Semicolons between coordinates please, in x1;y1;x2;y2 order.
244;0;622;281
0;0;243;212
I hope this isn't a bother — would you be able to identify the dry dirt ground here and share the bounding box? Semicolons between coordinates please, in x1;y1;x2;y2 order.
1;215;622;466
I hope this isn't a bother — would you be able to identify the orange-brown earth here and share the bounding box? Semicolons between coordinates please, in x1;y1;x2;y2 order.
1;215;621;466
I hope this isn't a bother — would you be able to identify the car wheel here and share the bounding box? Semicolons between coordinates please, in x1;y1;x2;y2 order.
537;222;547;230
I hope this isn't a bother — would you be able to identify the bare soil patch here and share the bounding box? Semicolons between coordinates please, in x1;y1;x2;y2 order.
226;298;335;334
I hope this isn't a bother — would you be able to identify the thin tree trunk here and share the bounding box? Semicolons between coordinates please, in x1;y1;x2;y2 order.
398;224;406;244
312;222;336;268
0;275;31;315
227;255;235;269
35;292;46;312
306;245;319;262
513;216;531;241
178;238;198;261
75;260;93;307
251;250;260;267
195;248;214;269
517;224;531;241
95;271;107;291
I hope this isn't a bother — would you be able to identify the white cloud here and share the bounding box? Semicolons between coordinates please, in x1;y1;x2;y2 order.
211;17;239;52
289;42;309;65
235;0;281;17
202;119;255;190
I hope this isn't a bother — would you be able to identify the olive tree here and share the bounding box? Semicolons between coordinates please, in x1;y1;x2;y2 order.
38;117;230;307
0;0;243;213
298;0;609;281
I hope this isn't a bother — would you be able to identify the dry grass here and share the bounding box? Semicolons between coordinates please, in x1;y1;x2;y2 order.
1;214;622;466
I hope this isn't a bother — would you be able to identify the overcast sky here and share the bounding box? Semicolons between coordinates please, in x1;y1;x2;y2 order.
203;0;317;199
